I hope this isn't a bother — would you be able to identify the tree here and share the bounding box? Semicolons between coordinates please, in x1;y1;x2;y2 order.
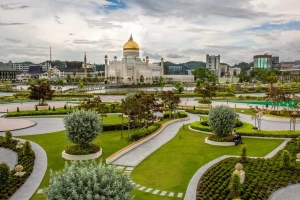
78;97;108;124
208;105;236;137
192;67;216;83
195;83;217;99
266;86;290;110
161;91;180;118
44;161;134;200
28;81;55;105
173;82;184;94
266;72;279;94
63;109;102;147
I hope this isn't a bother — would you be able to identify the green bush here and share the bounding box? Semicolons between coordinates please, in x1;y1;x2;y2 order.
5;130;12;143
65;143;100;155
64;109;102;147
130;123;161;141
64;104;67;109
17;107;19;112
163;111;187;119
52;106;55;111
208;105;237;137
44;161;134;200
240;146;247;163
208;134;235;142
0;162;10;185
229;173;241;198
185;109;209;115
198;99;212;104
48;105;51;110
5;107;77;117
35;105;38;111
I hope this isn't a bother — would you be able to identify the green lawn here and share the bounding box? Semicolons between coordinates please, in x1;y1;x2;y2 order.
131;125;285;196
18;129;134;200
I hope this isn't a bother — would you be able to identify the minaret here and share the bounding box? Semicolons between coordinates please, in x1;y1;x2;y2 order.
161;57;164;76
104;55;108;78
84;52;87;78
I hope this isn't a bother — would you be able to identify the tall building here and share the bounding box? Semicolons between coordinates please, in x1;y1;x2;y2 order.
206;54;220;76
253;54;272;69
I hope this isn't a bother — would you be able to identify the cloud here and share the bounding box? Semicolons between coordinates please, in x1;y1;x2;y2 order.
166;53;185;58
143;52;162;60
54;15;63;24
0;22;27;26
0;4;29;10
4;38;21;43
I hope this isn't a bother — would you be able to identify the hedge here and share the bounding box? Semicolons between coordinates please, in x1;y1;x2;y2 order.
163;111;188;119
185;109;209;115
190;121;300;138
5;107;76;117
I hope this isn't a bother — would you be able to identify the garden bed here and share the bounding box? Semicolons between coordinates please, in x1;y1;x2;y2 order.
204;137;235;146
62;148;102;160
196;139;300;200
190;121;300;138
0;137;35;199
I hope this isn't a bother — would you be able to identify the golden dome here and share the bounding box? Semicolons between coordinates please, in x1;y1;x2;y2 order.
123;34;139;50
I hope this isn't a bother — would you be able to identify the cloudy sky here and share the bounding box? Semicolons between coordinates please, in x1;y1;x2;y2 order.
1;0;300;65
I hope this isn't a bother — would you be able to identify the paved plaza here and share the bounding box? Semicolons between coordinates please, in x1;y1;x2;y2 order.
0;99;299;199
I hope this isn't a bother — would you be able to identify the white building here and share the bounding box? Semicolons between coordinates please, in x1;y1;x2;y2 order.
105;35;194;84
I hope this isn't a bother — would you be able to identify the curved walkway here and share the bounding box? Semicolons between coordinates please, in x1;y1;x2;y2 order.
0;147;18;170
269;184;300;200
111;114;199;166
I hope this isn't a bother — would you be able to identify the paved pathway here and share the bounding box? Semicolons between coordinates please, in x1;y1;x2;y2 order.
269;184;300;200
112;114;199;166
0;147;18;170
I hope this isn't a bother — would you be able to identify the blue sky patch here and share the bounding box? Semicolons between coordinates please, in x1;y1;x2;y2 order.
105;0;126;10
248;21;300;31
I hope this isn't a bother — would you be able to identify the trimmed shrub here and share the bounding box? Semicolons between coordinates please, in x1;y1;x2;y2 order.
281;150;291;169
48;105;51;110
35;105;38;111
23;141;32;155
240;146;247;163
208;134;235;142
229;173;241;198
5;130;12;143
198;99;212;104
208;105;237;137
17;107;19;112
43;161;134;200
64;109;102;147
52;106;55;111
0;162;10;185
64;104;67;109
185;109;209;115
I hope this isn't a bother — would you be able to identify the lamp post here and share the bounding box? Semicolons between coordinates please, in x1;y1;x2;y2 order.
290;109;297;132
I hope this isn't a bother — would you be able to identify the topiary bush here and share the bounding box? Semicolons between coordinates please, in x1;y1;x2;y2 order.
64;109;102;147
0;162;10;185
229;173;241;199
23;141;32;155
43;161;134;200
240;146;247;163
208;105;237;137
5;130;12;143
281;150;291;169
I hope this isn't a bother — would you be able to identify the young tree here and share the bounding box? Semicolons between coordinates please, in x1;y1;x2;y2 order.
281;150;291;169
28;81;55;105
195;82;217;99
229;173;242;199
0;162;10;185
157;76;165;92
161;91;180;118
173;81;184;94
64;109;102;147
208;105;237;137
44;161;134;200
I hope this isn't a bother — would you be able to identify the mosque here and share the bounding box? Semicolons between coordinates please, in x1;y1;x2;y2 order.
104;35;194;84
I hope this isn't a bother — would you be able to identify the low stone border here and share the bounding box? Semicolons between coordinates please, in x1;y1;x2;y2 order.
106;117;190;164
62;148;102;160
204;137;235;146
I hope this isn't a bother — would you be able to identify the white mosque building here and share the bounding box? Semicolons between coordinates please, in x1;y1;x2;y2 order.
104;35;194;84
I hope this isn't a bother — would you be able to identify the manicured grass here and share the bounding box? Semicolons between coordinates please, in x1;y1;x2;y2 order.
131;125;285;195
18;129;134;200
133;190;175;200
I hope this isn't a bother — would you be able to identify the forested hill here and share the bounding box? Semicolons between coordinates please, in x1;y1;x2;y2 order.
164;61;206;70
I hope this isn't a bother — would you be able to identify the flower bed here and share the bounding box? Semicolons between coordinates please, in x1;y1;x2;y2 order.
0;137;35;199
196;139;300;200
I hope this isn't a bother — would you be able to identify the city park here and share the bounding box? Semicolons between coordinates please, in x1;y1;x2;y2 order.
0;76;300;200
